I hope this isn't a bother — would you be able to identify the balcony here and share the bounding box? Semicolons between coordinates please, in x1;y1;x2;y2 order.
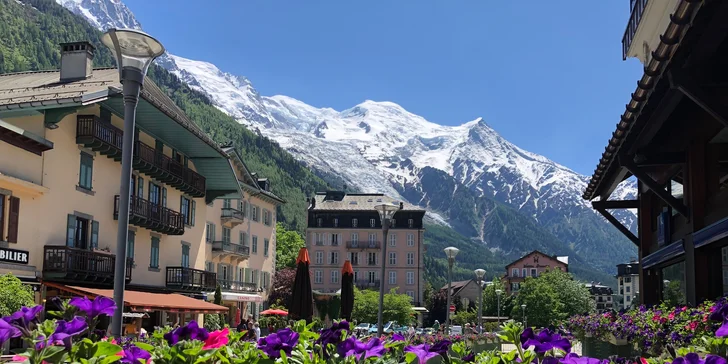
218;279;258;293
42;246;131;286
76;115;206;197
212;241;250;260
220;208;244;228
622;0;648;60
166;267;216;292
346;241;381;250
114;195;185;235
356;280;380;289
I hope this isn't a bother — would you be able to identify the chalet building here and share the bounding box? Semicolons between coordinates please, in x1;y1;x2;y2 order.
502;251;568;295
583;0;728;305
204;148;285;323
305;192;426;305
440;279;489;309
586;283;614;314
616;260;640;309
0;42;242;327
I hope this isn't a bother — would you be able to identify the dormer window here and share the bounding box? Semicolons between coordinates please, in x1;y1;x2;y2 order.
352;218;358;228
408;219;414;228
316;218;322;227
349;201;357;205
391;219;396;228
333;218;339;227
370;218;376;228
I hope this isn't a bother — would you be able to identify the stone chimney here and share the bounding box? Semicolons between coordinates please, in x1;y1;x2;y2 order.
59;42;95;82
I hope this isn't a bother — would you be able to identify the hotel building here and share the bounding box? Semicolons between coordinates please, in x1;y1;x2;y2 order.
616;260;640;309
502;250;568;295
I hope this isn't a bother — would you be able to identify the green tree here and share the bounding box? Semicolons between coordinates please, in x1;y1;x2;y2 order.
275;223;305;270
511;269;592;327
0;274;34;317
483;278;514;319
351;288;414;325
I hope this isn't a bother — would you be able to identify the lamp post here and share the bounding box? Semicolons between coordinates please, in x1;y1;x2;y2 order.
495;289;503;328
101;28;165;338
444;247;459;332
474;269;486;332
521;304;527;328
374;202;401;336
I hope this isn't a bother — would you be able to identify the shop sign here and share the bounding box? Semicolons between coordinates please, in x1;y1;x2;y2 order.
0;247;29;264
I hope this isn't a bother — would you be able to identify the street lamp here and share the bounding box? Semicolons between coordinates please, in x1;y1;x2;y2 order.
474;268;486;332
101;28;165;338
495;289;503;328
444;247;459;332
374;202;400;336
521;304;527;328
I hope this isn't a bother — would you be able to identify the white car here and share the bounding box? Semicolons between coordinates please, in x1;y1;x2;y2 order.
354;323;370;336
450;325;463;335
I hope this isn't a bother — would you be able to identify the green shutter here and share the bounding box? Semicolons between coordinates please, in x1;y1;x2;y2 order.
191;200;196;226
245;268;251;283
66;214;76;247
162;187;167;207
217;263;223;276
127;231;135;261
91;221;99;249
137;177;143;197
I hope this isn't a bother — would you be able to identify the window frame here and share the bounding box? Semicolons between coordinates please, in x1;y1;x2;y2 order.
150;237;160;269
78;152;94;190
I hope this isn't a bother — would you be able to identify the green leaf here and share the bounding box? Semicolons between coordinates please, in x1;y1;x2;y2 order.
99;355;122;364
134;342;155;352
404;352;418;364
41;346;69;363
94;342;122;357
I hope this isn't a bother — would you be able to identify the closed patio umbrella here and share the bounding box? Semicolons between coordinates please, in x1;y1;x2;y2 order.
340;260;354;321
289;248;313;322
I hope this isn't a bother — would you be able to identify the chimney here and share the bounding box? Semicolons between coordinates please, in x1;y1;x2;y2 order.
59;42;95;82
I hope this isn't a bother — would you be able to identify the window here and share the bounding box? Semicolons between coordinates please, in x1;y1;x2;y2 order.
351;233;359;246
241;232;249;246
205;261;214;272
127;231;135;263
78;152;93;190
368;252;377;266
511;283;520;291
315;233;324;245
408;219;414;228
223;199;231;209
626;296;631;302
406;271;415;285
331;234;340;246
407;252;415;266
368;271;376;283
391;219;396;228
511;268;519;277
389;252;396;265
329;251;339;265
530;268;537;277
407;233;414;246
180;197;195;226
252;236;258;254
264;239;270;256
181;245;190;267
521;268;527;277
406;291;415;301
315;251;324;265
661;261;687;305
389;234;396;247
352;218;358;228
222;227;231;243
625;277;632;283
314;270;323;284
370;218;376;228
333;218;338;227
264;210;271;225
205;223;215;242
331;270;339;284
316;218;323;227
389;271;397;284
150;237;160;268
251;205;259;222
65;214;98;249
350;252;359;265
368;233;377;247
353;270;359;281
626;286;630;293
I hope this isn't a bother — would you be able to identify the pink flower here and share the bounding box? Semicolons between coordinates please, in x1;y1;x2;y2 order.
668;312;675;320
12;355;28;362
203;328;229;350
688;321;698;330
681;306;688;312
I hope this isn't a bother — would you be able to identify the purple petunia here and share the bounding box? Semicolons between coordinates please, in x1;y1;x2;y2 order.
404;343;443;364
337;337;385;360
258;327;299;358
462;351;475;363
391;333;406;341
521;327;572;354
4;306;43;332
163;321;209;345
120;345;151;364
560;353;610;364
673;353;727;364
0;318;21;345
69;296;116;319
48;316;88;350
316;321;351;358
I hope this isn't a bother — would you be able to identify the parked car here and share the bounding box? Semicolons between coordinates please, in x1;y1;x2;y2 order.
354;323;370;336
450;325;463;335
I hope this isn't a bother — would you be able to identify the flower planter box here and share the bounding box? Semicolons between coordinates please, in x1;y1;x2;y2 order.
471;341;499;353
580;336;638;359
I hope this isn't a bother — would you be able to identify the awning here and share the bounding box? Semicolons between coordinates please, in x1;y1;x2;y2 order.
412;307;429;313
46;283;228;314
208;291;263;303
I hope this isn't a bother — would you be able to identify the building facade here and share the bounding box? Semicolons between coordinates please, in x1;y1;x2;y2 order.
586;283;614;314
205;149;284;323
583;0;728;305
502;251;568;295
616;261;640;310
0;42;241;328
305;192;426;305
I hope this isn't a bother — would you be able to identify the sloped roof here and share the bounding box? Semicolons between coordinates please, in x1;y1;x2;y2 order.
505;250;569;269
440;279;473;297
311;192;425;212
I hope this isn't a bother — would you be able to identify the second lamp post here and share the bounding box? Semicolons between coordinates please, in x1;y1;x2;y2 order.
474;268;486;332
444;246;459;332
375;203;400;336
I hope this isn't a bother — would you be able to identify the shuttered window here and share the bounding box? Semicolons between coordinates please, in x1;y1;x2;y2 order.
127;231;135;263
181;245;190;267
91;221;99;249
78;152;93;190
7;197;19;243
150;237;160;268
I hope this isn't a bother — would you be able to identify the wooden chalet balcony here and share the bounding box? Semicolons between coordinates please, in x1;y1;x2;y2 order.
114;195;185;235
166;267;216;292
76;115;206;197
212;241;250;258
346;241;381;250
217;279;258;293
220;208;244;228
355;279;380;289
622;0;648;59
42;246;131;286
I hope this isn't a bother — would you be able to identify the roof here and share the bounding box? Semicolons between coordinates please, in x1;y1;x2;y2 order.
582;0;702;200
223;147;285;204
556;256;569;265
440;279;473;297
310;192;425;212
505;250;569;268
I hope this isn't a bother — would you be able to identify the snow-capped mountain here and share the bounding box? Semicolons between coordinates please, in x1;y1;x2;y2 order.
58;0;638;271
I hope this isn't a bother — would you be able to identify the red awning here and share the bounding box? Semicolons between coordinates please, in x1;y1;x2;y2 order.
46;283;228;314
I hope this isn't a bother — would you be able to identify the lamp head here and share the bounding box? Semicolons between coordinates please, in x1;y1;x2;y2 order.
443;246;460;259
374;202;400;223
495;289;503;295
101;28;165;81
521;304;526;309
474;269;486;280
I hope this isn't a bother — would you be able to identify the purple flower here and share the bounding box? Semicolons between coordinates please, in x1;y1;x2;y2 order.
69;296;116;318
673;353;727;364
316;320;350;347
404;343;442;363
163;321;209;345
337;337;385;360
4;306;43;331
560;353;610;364
120;345;151;364
430;340;451;356
521;327;572;354
0;319;21;345
391;333;405;342
258;327;299;358
462;351;475;362
49;317;88;350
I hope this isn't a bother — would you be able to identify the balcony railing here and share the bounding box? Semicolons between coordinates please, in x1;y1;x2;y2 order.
622;0;648;60
346;241;381;250
166;267;216;292
76;115;206;197
42;246;131;286
114;195;185;235
220;208;244;228
212;241;250;257
217;279;258;293
355;280;380;289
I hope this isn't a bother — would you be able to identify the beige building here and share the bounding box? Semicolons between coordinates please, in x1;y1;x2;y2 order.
205;149;284;323
305;192;426;305
0;42;242;328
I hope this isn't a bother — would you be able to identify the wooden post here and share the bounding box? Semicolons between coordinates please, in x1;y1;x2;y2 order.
638;186;659;304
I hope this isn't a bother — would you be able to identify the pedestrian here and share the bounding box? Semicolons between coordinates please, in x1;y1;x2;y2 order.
432;320;440;333
254;323;261;342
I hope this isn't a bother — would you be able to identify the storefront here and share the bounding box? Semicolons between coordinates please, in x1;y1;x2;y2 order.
207;291;263;326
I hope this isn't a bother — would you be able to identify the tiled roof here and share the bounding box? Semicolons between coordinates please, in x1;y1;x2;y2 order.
311;193;425;212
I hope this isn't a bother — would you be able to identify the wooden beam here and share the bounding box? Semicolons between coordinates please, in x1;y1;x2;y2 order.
592;200;640;209
634;152;685;166
620;154;690;218
592;204;639;245
669;71;728;129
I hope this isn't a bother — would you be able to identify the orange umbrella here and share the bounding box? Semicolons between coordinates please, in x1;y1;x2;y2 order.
260;309;288;316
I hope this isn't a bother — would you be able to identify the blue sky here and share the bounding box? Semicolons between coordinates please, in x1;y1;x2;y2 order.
124;0;644;176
